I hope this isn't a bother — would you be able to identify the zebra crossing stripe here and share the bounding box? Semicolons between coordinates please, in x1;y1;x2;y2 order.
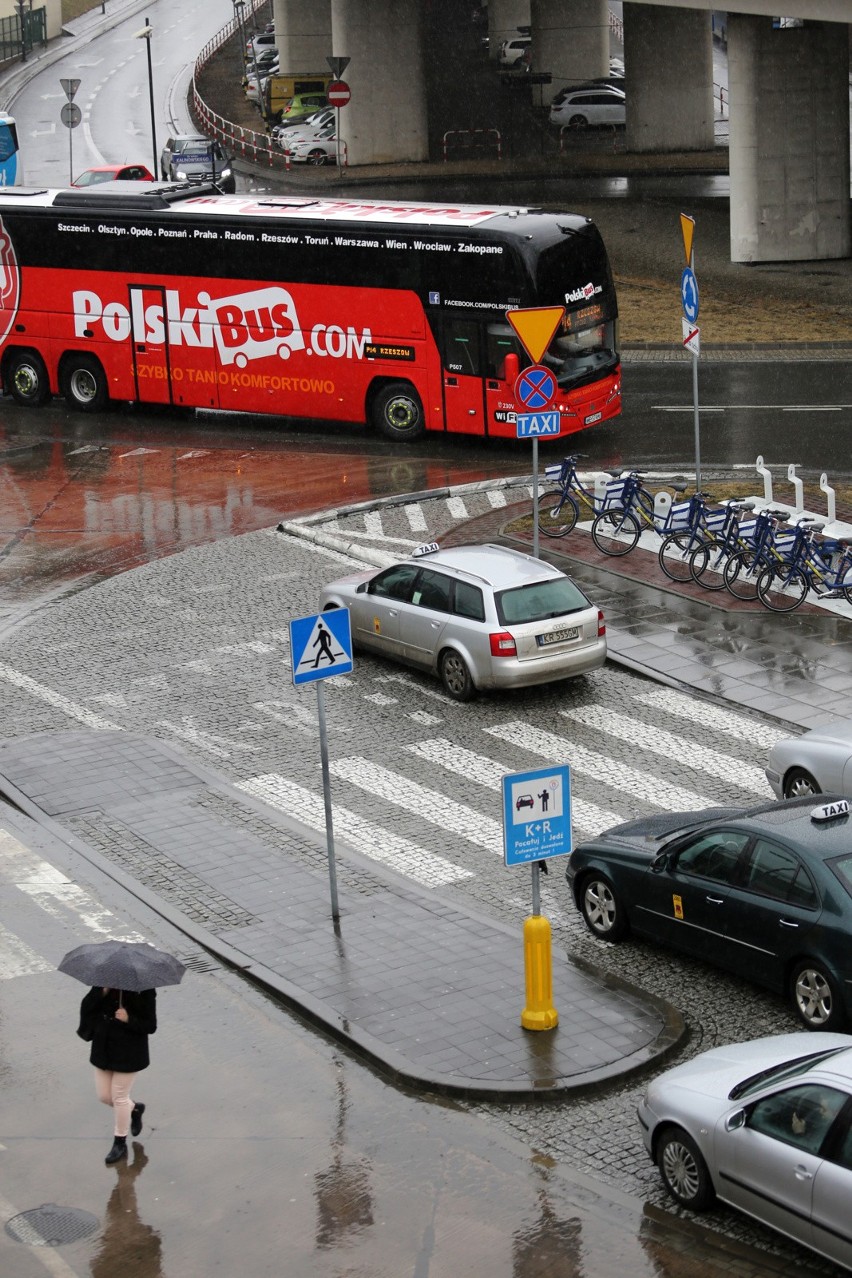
0;832;143;942
0;922;53;980
483;722;710;811
237;773;472;887
632;686;789;748
330;757;501;854
404;503;428;532
406;739;619;837
563;706;770;793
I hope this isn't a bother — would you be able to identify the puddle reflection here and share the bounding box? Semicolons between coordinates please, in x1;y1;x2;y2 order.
91;1141;163;1278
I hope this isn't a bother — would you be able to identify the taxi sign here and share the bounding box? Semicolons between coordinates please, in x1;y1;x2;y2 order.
506;306;564;363
811;799;849;823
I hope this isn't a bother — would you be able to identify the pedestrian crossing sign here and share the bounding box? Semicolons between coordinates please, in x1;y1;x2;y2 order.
289;609;354;686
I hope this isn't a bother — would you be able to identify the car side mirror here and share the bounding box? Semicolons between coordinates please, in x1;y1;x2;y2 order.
651;851;669;873
725;1109;746;1132
356;582;367;594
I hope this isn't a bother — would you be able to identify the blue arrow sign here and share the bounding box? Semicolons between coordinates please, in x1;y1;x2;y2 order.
502;765;572;866
681;266;699;323
289;609;353;686
516;411;561;438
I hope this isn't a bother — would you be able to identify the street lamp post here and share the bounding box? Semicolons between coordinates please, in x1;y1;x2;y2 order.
233;0;246;76
134;19;157;176
15;0;27;63
234;0;262;118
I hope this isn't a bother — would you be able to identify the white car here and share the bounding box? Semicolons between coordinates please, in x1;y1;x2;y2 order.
638;1032;852;1272
499;35;530;67
280;121;338;164
766;719;852;799
549;85;626;129
274;108;334;149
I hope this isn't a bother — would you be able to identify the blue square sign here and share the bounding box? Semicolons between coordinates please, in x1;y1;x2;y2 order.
502;765;572;866
289;609;353;686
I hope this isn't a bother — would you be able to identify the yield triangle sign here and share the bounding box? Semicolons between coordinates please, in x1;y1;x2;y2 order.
506;306;564;363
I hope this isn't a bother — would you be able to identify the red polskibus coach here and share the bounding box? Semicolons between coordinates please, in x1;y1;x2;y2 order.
0;183;621;442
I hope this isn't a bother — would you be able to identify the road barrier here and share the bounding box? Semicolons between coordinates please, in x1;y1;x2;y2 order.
441;129;502;162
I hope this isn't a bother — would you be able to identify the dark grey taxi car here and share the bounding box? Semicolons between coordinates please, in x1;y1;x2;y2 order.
566;796;852;1030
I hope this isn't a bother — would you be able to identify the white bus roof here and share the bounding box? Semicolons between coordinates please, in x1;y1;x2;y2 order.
0;186;554;229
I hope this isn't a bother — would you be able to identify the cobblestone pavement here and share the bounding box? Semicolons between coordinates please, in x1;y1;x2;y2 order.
0;476;846;1273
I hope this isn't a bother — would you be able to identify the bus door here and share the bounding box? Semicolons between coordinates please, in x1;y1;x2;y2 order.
441;318;486;434
128;285;172;406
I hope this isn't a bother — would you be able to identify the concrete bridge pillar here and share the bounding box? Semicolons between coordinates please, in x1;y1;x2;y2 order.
728;14;850;262
330;0;427;166
271;0;331;71
531;0;608;84
488;0;530;61
623;3;715;152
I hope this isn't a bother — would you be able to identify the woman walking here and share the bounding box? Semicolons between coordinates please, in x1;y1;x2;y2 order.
78;986;157;1166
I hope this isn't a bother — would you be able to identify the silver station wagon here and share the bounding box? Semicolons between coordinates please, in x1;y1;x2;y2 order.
319;543;606;701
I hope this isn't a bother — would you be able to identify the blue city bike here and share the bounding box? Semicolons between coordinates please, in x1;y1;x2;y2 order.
537;454;609;537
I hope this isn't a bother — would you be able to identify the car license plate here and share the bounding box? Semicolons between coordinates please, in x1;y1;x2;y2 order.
538;626;579;646
584;411;602;425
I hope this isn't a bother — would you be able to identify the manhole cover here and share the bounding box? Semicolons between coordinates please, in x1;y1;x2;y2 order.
5;1204;100;1246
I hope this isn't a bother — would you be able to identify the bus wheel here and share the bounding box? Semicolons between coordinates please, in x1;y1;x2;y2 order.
6;350;51;406
372;383;425;442
61;356;108;412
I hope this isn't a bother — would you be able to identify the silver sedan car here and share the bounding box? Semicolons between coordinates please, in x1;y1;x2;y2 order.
319;543;606;701
766;720;852;799
638;1032;852;1271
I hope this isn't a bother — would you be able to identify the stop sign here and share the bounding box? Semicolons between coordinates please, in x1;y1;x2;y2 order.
327;80;351;107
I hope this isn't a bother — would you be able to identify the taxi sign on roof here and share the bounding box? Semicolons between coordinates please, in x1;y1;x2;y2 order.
506;306;564;363
811;799;849;823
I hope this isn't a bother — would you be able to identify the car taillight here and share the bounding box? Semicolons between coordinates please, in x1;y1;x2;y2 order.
490;632;517;657
597;609;606;636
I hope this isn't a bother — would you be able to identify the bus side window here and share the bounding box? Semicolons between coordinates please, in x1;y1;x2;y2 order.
443;320;481;377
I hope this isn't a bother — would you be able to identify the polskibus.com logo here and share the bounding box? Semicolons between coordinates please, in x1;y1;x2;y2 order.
72;284;373;368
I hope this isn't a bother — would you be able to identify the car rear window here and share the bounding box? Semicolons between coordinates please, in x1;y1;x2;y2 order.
496;577;589;626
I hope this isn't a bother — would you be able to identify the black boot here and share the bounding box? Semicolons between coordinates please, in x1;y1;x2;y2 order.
130;1103;145;1137
105;1136;127;1166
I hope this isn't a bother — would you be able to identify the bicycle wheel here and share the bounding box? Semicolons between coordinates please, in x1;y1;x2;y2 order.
724;549;762;601
591;509;640;556
537;490;578;538
658;532;700;583
689;542;726;592
757;565;808;612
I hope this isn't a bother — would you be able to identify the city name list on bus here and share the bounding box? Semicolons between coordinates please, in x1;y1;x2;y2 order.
56;221;506;254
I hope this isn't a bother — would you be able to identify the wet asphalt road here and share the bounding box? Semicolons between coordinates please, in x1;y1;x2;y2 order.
1;805;798;1278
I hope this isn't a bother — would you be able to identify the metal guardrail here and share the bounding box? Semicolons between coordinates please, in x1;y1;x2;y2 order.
190;0;279;170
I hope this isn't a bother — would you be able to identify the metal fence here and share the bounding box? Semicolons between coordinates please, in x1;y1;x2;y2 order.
0;7;47;66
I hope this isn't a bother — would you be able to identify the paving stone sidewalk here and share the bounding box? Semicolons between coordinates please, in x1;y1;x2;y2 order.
0;728;683;1099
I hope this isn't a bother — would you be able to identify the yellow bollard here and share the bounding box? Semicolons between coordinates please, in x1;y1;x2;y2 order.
521;913;558;1031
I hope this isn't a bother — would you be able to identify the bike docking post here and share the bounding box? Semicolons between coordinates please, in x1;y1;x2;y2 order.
501;765;572;1032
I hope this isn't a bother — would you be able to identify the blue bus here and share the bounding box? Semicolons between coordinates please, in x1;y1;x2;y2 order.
0;115;21;185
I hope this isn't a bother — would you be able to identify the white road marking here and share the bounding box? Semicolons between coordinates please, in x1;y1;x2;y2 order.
407;738;620;836
487;490;507;508
404;503;428;532
446;496;469;518
0;663;123;731
633;686;789;748
0;923;53;980
236;774;472;887
563;706;769;793
483;723;711;811
330;757;502;854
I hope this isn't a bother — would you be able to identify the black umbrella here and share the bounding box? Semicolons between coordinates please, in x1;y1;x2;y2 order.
59;940;186;993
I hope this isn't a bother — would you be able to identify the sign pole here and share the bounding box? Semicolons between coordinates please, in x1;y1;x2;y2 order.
532;436;539;560
289;607;353;926
679;214;701;490
315;681;340;924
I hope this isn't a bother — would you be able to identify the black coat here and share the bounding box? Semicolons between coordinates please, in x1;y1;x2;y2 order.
78;988;157;1073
